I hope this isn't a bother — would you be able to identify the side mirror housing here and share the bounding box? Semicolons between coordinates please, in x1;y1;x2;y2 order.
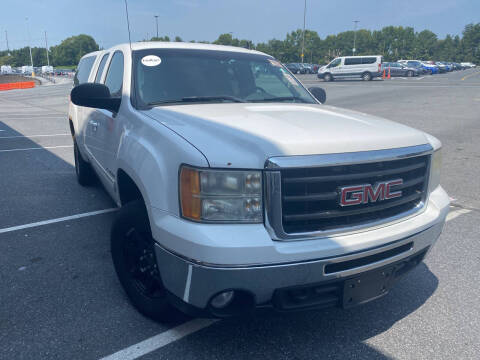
71;83;121;113
309;87;327;104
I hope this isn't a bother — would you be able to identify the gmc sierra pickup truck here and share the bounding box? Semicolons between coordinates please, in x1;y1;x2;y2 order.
69;42;449;321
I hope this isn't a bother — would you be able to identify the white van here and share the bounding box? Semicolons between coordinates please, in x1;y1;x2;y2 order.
1;65;12;74
21;65;33;74
41;65;54;74
317;55;383;81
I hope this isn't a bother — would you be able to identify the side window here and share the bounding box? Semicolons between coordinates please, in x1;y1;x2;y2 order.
327;58;341;68
344;58;361;65
362;57;377;64
74;56;95;86
94;54;109;83
104;51;124;97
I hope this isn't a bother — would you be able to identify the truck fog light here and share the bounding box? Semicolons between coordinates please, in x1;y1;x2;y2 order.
210;291;234;309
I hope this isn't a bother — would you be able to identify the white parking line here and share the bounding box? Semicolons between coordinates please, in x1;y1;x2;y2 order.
0;145;72;152
0;133;70;139
0;208;117;234
99;319;219;360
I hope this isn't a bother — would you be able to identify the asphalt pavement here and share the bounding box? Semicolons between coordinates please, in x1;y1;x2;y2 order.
0;69;479;359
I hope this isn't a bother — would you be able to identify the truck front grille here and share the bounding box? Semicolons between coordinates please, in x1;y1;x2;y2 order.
279;154;430;234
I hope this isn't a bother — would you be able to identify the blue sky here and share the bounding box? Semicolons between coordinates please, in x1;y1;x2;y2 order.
0;0;479;50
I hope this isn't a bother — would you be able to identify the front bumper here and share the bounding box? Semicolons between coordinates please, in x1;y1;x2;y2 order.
155;220;444;316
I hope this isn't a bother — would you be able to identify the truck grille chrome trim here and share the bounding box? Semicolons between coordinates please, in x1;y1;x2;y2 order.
264;144;433;241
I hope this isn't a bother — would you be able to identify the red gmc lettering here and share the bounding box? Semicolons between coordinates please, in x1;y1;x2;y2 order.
385;179;403;199
340;179;403;206
340;185;364;206
363;183;385;204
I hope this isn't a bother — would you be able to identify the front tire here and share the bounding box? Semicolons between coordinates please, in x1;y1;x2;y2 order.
323;73;332;82
74;138;95;186
407;70;414;77
111;200;178;322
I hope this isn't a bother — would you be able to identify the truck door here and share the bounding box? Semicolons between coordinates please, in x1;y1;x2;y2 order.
86;51;124;187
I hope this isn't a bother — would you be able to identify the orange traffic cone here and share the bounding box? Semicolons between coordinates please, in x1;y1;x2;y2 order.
382;68;386;80
387;67;391;79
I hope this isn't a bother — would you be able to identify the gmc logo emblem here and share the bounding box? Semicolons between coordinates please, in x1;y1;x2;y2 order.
340;179;403;207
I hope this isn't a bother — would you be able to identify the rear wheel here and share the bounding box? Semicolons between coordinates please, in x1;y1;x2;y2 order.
362;72;372;81
111;200;179;322
323;73;332;82
74;138;95;186
407;70;414;77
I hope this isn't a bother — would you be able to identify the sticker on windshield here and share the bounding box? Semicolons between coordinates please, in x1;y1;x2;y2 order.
141;55;161;67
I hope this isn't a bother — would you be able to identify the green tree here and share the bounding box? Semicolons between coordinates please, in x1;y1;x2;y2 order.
415;30;438;60
49;34;99;66
151;36;170;42
462;23;480;63
214;33;235;46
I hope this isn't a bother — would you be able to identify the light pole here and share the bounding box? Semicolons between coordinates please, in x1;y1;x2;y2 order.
301;0;306;63
5;30;10;55
44;31;50;67
25;17;34;76
353;20;359;55
154;15;159;39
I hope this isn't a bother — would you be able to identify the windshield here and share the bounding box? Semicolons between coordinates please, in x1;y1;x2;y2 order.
133;49;316;107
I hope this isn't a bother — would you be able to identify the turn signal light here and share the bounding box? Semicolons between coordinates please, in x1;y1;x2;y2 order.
180;167;201;220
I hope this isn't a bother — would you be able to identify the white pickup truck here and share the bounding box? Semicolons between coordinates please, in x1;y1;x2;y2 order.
69;42;449;321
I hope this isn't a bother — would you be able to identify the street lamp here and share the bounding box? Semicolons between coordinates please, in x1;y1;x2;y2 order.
353;20;359;55
301;0;306;63
154;15;159;39
25;17;34;76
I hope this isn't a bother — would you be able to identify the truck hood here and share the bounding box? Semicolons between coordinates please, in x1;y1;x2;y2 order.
142;103;429;168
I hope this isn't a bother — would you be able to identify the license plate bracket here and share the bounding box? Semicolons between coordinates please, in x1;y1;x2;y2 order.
343;266;396;308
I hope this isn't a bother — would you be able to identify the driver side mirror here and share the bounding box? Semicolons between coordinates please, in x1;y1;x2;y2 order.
71;83;121;113
309;87;326;104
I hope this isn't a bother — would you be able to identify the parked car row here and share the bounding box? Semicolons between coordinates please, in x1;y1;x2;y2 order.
305;55;475;82
398;60;472;74
0;65;74;77
285;63;319;74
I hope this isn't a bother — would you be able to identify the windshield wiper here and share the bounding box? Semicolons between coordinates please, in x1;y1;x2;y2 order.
148;95;245;106
251;96;309;103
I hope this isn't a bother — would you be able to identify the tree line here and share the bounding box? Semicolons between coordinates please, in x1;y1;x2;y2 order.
1;23;479;68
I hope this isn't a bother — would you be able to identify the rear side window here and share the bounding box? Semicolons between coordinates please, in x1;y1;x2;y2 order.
362;57;377;64
104;51;124;97
344;58;362;65
94;54;109;83
74;56;96;86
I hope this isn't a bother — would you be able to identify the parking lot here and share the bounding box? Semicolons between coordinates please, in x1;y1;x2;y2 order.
1;69;479;359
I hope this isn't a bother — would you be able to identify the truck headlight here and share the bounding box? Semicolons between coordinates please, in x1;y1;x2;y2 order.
429;148;441;192
180;166;263;223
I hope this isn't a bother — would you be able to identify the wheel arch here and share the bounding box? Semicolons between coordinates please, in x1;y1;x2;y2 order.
117;168;147;207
